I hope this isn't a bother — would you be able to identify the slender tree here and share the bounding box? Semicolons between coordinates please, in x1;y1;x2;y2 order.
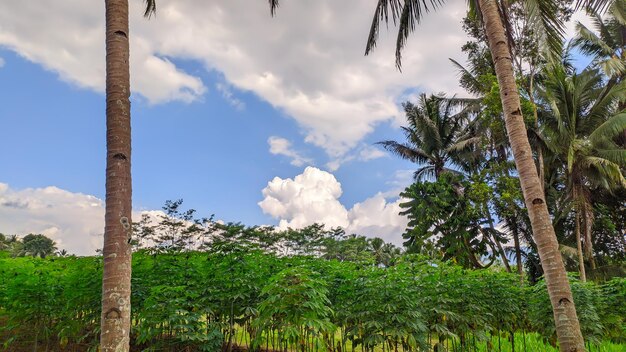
538;63;626;280
101;0;133;350
365;1;585;350
574;0;626;144
574;1;626;82
111;2;281;350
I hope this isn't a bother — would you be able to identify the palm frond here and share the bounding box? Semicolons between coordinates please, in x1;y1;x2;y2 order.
376;141;431;164
589;112;626;144
365;0;446;70
446;136;482;153
573;22;615;58
365;0;402;56
400;126;424;146
414;165;437;181
144;0;156;18
580;155;626;188
598;56;626;77
395;1;418;70
596;148;626;166
611;0;626;25
586;76;626;128
269;0;280;16
449;58;484;95
576;0;614;14
413;107;443;149
525;0;565;59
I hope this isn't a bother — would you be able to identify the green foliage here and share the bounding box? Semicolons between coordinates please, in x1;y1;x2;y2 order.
400;173;500;269
598;278;626;343
253;267;334;351
0;233;59;259
19;234;57;258
1;251;623;351
527;277;605;344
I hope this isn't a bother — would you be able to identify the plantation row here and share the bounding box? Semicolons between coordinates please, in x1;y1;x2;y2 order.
0;250;624;352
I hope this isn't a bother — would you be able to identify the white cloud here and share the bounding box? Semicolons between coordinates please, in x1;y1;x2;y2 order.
382;169;415;197
0;2;599;157
216;82;245;110
358;145;386;161
324;144;386;171
258;167;408;244
0;182;104;255
0;1;205;104
348;193;408;244
0;183;188;255
0;57;4;68
0;0;468;156
268;136;313;167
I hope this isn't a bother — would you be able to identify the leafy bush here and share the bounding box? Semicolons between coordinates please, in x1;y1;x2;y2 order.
0;251;623;351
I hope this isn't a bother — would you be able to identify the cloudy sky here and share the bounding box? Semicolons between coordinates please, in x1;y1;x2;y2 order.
0;1;590;255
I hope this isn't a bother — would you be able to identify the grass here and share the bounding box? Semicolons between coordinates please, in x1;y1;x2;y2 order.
226;328;625;352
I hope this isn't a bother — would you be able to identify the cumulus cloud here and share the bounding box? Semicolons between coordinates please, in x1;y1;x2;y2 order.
268;136;313;167
258;167;408;244
0;182;104;255
347;193;408;243
0;0;469;156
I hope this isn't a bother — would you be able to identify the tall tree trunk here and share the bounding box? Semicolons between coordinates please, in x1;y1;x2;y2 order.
574;207;587;282
485;205;512;272
529;74;545;196
100;0;132;351
479;0;585;350
508;217;524;284
582;200;596;270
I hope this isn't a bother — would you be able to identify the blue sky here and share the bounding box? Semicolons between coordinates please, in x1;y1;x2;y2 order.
0;1;591;254
0;47;412;224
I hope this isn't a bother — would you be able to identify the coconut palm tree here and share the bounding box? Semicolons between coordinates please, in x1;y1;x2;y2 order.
377;94;481;181
574;0;626;144
574;0;626;82
368;237;386;265
100;0;133;351
538;63;626;281
99;2;283;350
365;0;585;350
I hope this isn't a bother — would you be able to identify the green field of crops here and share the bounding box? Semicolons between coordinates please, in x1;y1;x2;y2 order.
1;250;624;351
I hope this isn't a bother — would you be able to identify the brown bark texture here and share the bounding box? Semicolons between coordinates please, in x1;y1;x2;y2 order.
478;0;585;350
101;0;132;351
575;205;587;282
511;223;524;284
581;198;596;270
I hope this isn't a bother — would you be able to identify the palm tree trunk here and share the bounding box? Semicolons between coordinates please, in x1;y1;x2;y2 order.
100;0;133;351
528;67;545;196
582;201;596;270
485;204;512;273
574;208;587;282
510;220;524;284
478;0;585;350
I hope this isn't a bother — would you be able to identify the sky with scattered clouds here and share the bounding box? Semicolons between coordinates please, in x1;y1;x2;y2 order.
0;1;591;255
